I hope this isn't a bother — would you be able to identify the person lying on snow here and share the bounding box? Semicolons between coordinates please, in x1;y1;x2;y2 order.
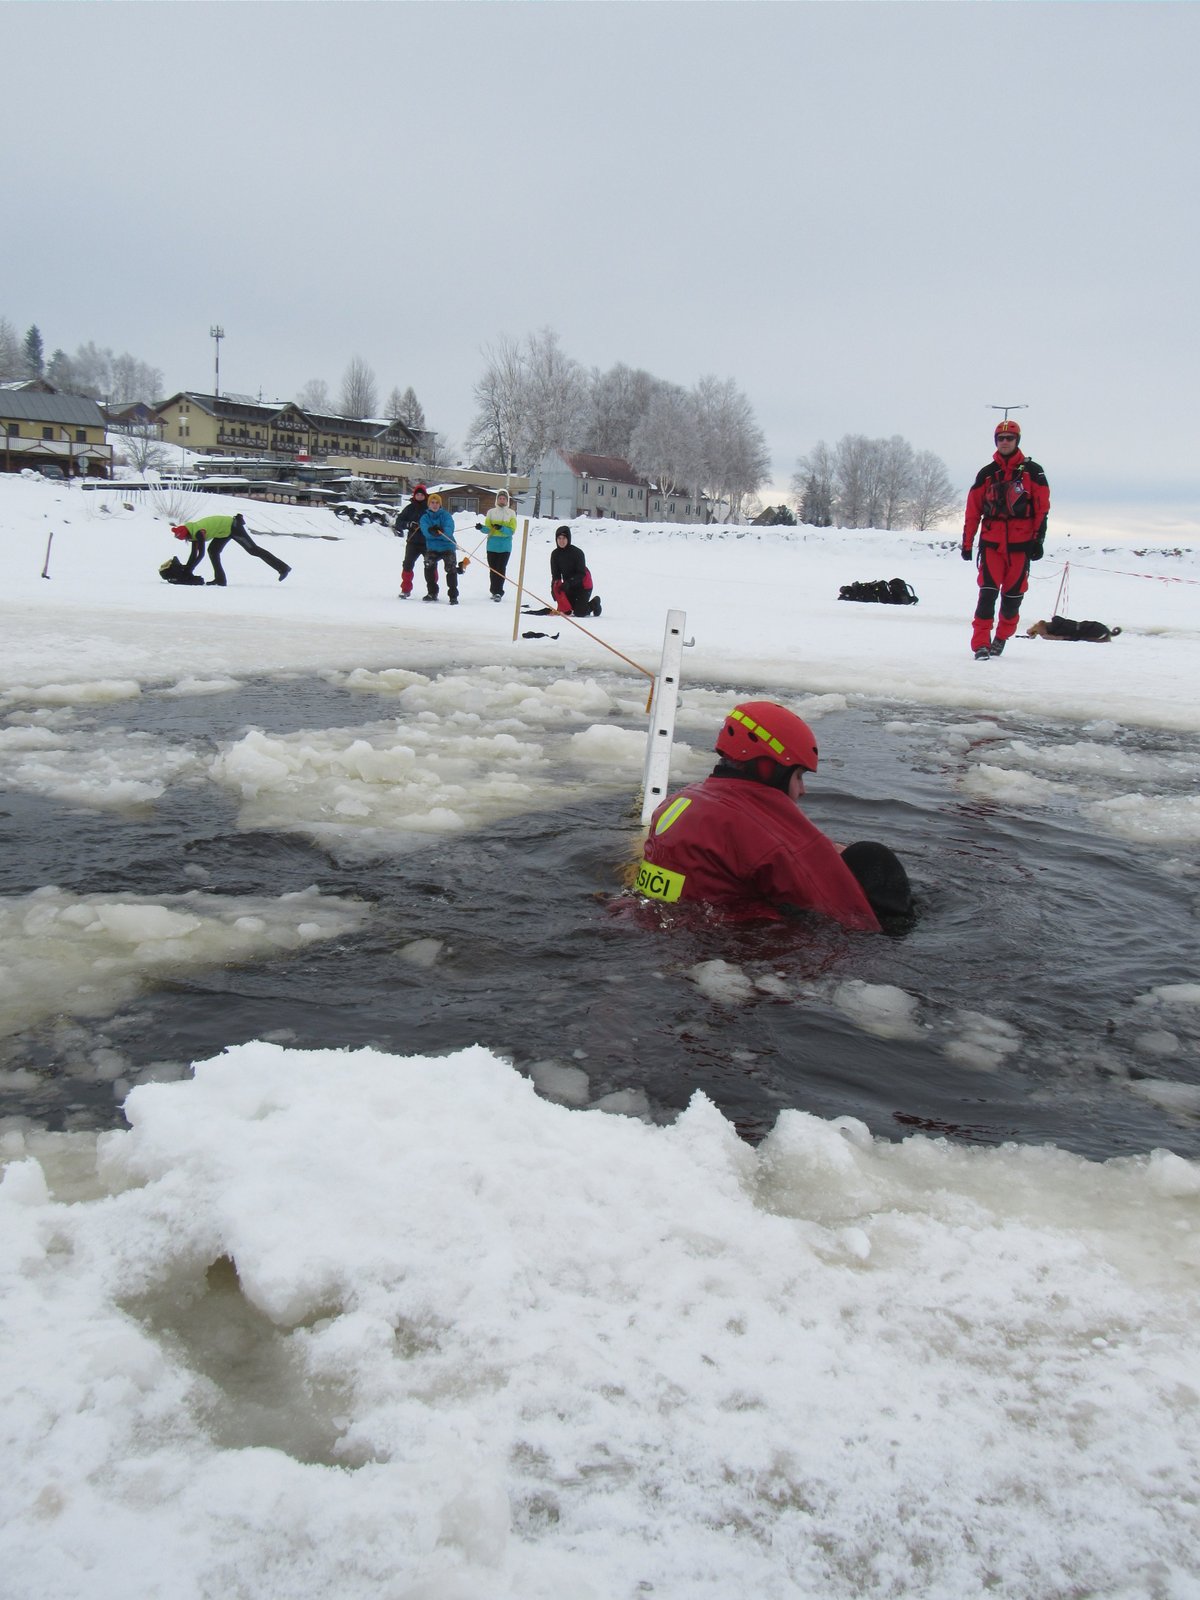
550;525;602;617
633;700;913;931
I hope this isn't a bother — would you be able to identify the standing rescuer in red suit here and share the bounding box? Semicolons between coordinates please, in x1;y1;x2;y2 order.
633;701;913;931
962;419;1050;660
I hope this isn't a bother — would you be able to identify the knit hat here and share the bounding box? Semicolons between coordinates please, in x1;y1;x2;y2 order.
841;841;915;922
172;525;191;540
412;483;427;497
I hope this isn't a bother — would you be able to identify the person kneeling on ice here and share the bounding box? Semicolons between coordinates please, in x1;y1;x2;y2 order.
550;525;602;617
634;701;913;931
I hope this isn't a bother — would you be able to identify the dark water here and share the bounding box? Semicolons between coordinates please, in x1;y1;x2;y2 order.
2;673;1198;1158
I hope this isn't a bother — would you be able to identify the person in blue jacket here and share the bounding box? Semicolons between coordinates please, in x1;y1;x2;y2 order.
476;489;517;602
420;493;460;604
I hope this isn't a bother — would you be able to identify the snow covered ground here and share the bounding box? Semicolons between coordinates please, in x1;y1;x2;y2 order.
2;470;1199;1599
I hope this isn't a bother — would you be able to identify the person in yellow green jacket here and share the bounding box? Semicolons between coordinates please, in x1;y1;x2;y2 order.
173;513;291;586
475;489;517;602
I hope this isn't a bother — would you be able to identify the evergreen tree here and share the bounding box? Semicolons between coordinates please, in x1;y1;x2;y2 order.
23;325;44;379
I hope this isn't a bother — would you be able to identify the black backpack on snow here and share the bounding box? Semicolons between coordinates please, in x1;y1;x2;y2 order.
838;578;919;605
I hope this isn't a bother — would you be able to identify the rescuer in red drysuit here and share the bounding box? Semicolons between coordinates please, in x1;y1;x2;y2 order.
633;701;912;931
962;418;1050;660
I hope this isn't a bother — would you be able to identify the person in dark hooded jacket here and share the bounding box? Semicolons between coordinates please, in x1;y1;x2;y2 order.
393;483;428;598
549;525;601;617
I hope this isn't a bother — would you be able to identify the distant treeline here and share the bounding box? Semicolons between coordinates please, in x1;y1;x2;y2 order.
792;435;957;531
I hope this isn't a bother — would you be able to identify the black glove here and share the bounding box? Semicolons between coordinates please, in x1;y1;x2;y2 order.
1030;541;1044;561
961;546;973;562
475;522;485;531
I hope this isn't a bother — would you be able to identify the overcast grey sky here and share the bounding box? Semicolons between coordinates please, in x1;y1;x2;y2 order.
7;1;1197;524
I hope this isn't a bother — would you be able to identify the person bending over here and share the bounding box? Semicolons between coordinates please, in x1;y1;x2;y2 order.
175;513;290;586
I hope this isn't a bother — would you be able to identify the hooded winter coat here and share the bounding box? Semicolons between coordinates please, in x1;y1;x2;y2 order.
483;501;517;553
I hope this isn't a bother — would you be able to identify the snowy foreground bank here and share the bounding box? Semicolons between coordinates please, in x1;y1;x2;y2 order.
2;474;1199;1598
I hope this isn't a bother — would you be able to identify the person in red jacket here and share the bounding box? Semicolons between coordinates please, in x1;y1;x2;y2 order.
633;700;912;931
962;418;1050;660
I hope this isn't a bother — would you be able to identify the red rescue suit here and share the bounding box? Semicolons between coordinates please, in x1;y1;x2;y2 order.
635;775;881;931
963;448;1050;651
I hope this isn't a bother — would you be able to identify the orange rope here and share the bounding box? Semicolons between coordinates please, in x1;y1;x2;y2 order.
459;534;656;684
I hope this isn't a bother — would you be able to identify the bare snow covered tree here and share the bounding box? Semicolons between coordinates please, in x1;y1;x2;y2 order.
117;426;173;473
796;433;956;530
522;328;589;467
339;357;378;420
693;375;769;522
792;441;835;526
70;342;113;399
582;363;664;457
0;317;23;381
465;335;527;474
877;435;916;530
67;343;160;404
628;384;702;498
109;353;163;406
465;329;587;487
46;349;76;390
391;385;426;431
297;378;332;414
907;449;958;530
831;434;875;527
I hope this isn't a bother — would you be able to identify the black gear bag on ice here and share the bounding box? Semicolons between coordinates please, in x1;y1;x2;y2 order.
838;578;919;605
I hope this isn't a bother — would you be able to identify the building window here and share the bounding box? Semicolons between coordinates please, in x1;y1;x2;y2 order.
76;429;87;443
653;499;661;510
42;426;54;440
627;487;634;497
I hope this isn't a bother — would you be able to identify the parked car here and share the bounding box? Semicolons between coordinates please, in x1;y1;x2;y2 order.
35;464;67;481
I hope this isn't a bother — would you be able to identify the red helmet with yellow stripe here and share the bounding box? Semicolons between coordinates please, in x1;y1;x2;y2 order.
994;419;1021;441
715;701;819;774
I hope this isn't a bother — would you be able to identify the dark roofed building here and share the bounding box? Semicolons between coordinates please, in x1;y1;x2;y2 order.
153;392;420;466
0;383;113;478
